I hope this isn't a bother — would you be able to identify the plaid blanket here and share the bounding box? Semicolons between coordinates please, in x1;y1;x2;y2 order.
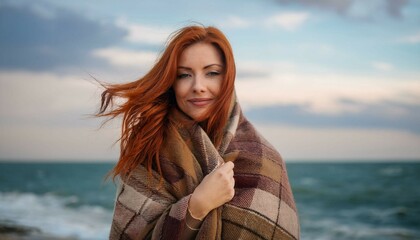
110;101;300;239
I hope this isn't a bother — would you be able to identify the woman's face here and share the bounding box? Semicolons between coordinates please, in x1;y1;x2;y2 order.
173;42;224;121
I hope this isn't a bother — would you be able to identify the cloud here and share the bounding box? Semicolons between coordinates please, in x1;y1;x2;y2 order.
115;18;173;45
236;60;295;80
398;31;420;44
272;0;409;19
265;12;310;31
372;61;394;71
384;0;408;18
235;65;420;115
0;69;121;161
218;12;313;31
218;12;310;31
0;124;120;161
219;16;252;29
254;123;420;160
0;2;126;71
273;0;352;14
246;100;420;134
0;70;100;127
92;48;158;69
346;0;407;19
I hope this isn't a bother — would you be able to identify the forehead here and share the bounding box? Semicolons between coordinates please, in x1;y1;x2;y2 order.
178;42;223;66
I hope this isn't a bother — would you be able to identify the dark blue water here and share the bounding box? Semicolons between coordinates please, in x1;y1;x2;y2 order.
0;161;419;239
287;162;420;240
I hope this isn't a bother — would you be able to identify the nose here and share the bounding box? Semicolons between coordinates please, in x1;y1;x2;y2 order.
192;74;206;93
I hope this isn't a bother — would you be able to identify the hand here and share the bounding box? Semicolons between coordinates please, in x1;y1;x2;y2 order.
188;161;235;220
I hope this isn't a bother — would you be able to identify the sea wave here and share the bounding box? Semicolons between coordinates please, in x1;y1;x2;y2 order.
0;191;113;240
303;217;419;240
379;166;403;176
300;206;420;240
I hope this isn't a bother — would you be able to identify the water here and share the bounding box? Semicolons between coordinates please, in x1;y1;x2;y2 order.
0;163;115;240
0;161;419;239
288;162;420;240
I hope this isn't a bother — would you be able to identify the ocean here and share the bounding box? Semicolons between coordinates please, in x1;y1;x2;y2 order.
0;161;419;240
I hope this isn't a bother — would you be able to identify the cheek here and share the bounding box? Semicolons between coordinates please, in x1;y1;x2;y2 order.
211;78;222;95
173;81;189;101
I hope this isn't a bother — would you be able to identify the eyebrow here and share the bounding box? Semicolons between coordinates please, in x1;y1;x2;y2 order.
177;64;223;70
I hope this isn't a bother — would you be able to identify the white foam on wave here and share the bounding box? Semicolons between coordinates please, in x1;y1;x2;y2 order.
379;166;403;176
0;191;113;240
300;206;420;240
341;206;408;220
303;217;419;240
300;177;319;186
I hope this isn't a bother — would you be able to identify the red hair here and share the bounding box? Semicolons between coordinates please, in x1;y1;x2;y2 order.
97;25;236;179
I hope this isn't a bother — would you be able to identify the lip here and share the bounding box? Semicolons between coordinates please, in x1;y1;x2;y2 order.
188;98;213;107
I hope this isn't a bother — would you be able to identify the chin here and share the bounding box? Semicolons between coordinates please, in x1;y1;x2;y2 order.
190;113;206;122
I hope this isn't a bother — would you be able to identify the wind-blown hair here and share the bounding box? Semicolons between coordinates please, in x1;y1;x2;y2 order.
97;25;236;179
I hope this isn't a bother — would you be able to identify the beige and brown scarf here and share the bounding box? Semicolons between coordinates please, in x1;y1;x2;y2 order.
109;100;300;239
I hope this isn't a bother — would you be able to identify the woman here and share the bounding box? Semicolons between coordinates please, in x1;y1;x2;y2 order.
97;25;299;240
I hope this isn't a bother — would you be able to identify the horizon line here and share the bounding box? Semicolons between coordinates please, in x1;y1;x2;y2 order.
1;158;419;164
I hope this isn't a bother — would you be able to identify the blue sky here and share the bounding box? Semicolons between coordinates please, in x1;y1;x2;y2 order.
0;0;419;161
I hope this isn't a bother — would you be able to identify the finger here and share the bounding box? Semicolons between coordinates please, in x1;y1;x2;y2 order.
211;161;223;173
218;160;226;168
227;169;234;178
220;161;234;171
228;179;235;194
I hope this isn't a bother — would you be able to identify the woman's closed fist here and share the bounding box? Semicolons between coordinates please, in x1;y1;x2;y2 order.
188;161;235;219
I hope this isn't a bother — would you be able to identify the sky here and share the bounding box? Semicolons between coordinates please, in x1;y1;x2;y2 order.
0;0;419;162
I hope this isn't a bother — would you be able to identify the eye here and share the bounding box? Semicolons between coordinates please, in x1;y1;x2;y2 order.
207;71;220;77
177;73;191;79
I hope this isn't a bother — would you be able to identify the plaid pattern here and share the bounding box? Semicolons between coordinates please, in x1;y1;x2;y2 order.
110;101;300;240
